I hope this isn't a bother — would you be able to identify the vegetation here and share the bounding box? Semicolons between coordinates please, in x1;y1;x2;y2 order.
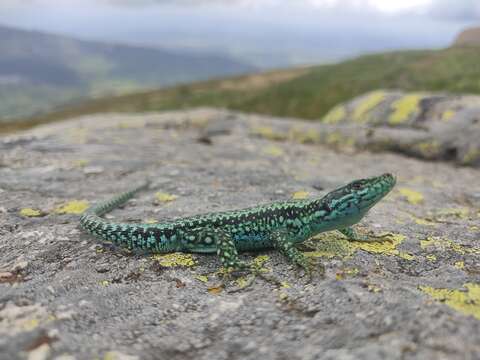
4;46;480;134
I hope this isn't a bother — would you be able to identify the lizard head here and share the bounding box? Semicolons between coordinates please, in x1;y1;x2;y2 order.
321;173;396;217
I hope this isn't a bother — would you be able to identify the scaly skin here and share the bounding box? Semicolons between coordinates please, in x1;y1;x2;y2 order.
80;173;396;271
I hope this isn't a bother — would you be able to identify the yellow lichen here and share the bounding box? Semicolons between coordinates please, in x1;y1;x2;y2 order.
414;141;440;158
281;281;291;288
305;232;412;261
389;94;423;125
441;110;455;121
55;200;89;214
426;254;437;262
322;105;346;124
420;236;480;255
100;280;110;287
195;275;209;283
325;132;355;148
117;120;145;129
420;283;480;320
251;126;287;141
235;277;250;288
352;91;386;123
252;255;270;269
398;188;424;205
454;261;465;270
288;127;321;143
461;146;480;165
19;208;42;217
144;218;158;224
335;267;359;280
262;145;284;157
410;215;436;226
155;192;178;203
152;253;196;267
292;191;309;200
73;159;89;167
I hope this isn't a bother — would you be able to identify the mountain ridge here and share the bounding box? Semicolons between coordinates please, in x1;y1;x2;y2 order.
0;24;255;121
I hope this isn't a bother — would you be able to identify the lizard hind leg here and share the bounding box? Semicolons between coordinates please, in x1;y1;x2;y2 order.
213;228;249;271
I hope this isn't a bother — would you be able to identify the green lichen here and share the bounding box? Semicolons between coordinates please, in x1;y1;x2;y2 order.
389;94;424;125
352;90;386;123
420;283;480;320
322;105;346;124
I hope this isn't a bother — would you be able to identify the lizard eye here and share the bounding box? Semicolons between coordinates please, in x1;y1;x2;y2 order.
351;182;362;190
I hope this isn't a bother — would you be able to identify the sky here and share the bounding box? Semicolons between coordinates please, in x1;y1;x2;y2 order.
1;0;479;68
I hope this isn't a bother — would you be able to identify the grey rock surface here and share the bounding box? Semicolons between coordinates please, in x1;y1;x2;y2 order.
319;90;480;167
0;108;479;360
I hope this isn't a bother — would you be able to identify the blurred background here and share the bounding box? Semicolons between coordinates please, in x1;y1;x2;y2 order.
0;0;479;126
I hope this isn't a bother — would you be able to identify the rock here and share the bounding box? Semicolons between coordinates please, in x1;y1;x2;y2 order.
0;108;479;359
453;26;480;47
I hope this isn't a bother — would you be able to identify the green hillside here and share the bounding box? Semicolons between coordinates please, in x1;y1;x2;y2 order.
5;46;480;133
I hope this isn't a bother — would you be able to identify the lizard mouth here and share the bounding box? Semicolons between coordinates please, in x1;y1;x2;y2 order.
357;173;396;209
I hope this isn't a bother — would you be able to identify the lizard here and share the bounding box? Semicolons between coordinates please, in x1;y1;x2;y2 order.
79;173;396;273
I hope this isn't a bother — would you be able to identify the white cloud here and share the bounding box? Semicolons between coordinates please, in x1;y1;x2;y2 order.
428;0;480;21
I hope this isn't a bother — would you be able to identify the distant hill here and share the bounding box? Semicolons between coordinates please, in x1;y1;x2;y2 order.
7;46;480;133
0;24;255;121
453;26;480;47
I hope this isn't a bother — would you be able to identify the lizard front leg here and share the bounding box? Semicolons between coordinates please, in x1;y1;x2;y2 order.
271;229;323;276
339;227;390;242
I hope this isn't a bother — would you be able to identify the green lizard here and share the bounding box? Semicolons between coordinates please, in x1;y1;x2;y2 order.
80;173;396;272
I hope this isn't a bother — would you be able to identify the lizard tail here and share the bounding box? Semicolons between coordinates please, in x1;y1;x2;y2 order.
84;180;150;217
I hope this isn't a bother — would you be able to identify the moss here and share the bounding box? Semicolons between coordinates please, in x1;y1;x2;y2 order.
155;192;178;203
322;105;346;124
398;188;424;205
420;283;480;320
152;253;196;267
55;200;89;214
389;93;423;125
352;90;386;122
19;208;43;217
